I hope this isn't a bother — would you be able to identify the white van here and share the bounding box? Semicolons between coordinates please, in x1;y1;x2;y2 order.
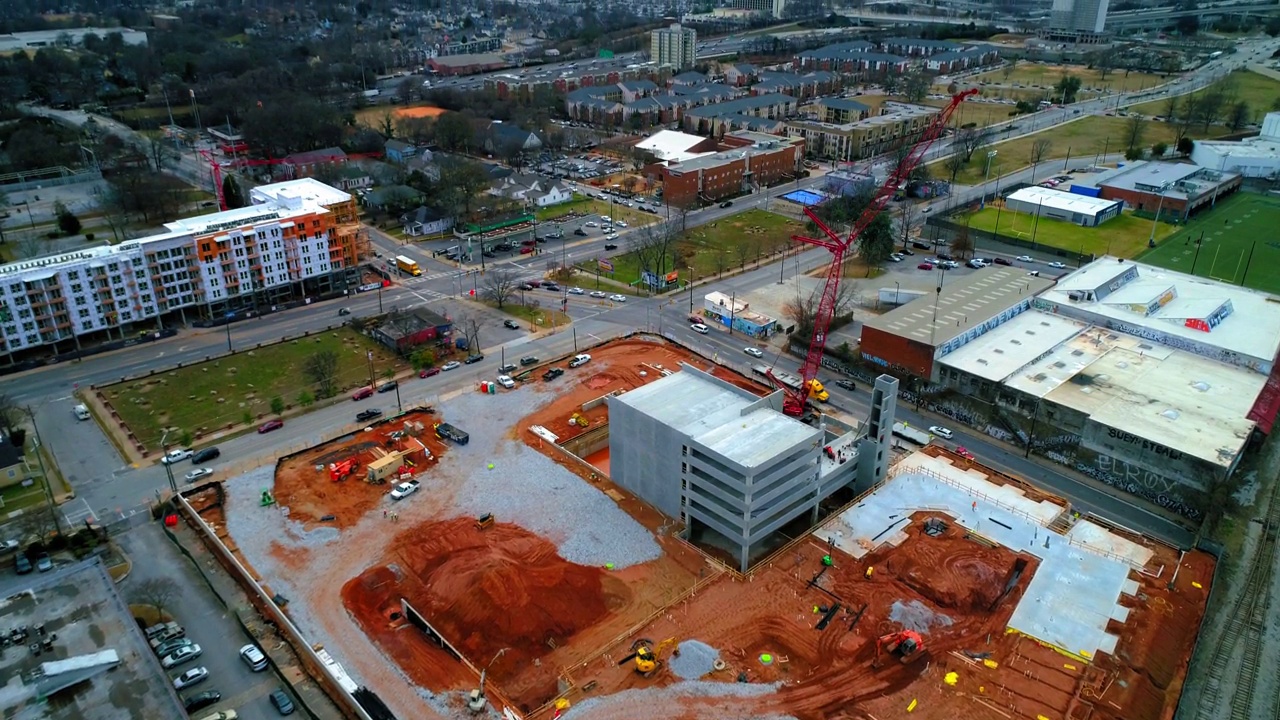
73;404;90;421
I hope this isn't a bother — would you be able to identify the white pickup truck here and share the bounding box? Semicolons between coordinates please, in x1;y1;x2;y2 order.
390;480;420;500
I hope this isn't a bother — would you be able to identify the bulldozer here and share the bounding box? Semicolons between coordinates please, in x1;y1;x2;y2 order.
873;630;925;668
617;637;678;677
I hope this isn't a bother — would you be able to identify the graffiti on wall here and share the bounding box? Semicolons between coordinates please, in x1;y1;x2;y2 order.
1075;453;1203;520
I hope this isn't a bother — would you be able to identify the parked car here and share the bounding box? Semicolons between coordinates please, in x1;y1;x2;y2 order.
503;319;520;329
993;257;1013;266
568;353;591;368
1015;255;1034;262
184;690;222;713
441;361;461;371
14;553;31;574
589;290;607;298
901;248;915;255
191;447;220;464
542;367;565;381
390;480;420;500
568;287;585;295
719;200;733;208
162;644;203;668
356;409;383;423
937;252;954;261
584;221;598;227
419;367;441;378
269;687;296;715
835;379;857;391
928;425;954;439
257;420;284;434
464;354;484;364
888;253;903;262
744;347;764;358
377;381;397;393
691;323;709;334
35;552;51;572
153;637;194;658
239;644;268;672
496;375;516;389
352;387;375;401
918;262;934;270
185;468;215;483
499;363;518;374
520;246;535;254
520;356;539;366
967;259;987;269
161;449;194;465
173;667;209;690
195;712;237;720
912;241;931;250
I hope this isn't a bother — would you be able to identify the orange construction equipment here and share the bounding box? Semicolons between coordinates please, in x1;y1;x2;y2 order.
329;458;359;482
874;630;925;668
475;513;495;531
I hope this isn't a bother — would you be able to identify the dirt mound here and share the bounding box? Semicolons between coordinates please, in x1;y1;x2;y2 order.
885;548;1013;611
584;373;617;390
402;518;608;660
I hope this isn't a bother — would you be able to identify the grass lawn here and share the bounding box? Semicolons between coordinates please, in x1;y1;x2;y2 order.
104;328;409;450
1128;69;1280;125
539;196;657;228
926;98;1018;128
969;63;1167;95
959;205;1179;258
497;302;572;329
933;115;1195;185
584;208;802;288
1138;192;1280;294
0;481;49;514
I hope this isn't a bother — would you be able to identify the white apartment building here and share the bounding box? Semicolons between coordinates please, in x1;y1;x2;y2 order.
651;23;697;71
0;178;362;357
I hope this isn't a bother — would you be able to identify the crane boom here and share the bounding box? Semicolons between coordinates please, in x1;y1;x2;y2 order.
774;89;977;417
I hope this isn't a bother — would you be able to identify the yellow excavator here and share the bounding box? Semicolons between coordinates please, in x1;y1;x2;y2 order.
617;637;679;677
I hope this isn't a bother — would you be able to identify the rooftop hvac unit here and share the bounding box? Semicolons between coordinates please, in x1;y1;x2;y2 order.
1068;291;1085;302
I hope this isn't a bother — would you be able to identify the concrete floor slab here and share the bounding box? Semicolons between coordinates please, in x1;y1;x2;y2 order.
814;452;1134;662
1066;519;1156;568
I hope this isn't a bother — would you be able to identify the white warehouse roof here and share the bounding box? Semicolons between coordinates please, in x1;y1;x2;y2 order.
1007;186;1122;216
635;130;712;162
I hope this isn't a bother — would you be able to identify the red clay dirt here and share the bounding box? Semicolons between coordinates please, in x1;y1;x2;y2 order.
272;408;446;529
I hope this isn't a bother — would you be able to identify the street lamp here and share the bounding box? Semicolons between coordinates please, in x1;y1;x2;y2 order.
1148;181;1173;247
224;312;234;352
983;150;997;194
687;266;695;313
23;406;66;539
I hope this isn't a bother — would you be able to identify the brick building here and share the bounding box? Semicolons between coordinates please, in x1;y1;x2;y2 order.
785;102;939;162
647;131;804;208
1084;160;1243;220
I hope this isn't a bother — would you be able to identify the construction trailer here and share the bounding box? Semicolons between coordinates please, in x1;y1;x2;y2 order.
366;450;406;483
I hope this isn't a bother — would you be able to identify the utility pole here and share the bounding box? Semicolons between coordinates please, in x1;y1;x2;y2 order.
159;428;178;495
26;407;66;538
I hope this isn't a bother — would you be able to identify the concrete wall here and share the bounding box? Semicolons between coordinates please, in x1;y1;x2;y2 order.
560;424;610;461
607;396;684;519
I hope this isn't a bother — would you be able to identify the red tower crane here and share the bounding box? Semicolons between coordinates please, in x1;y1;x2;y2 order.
770;89;977;418
197;150;384;211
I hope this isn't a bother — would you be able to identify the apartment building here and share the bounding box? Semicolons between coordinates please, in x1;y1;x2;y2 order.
785;102;939;162
647;130;804;207
0;179;365;359
651;23;697;71
683;93;798;136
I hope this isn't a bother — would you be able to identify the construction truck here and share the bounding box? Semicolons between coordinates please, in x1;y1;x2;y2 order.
751;365;828;402
329;458;359;482
618;637;679;677
873;630;925;668
570;412;590;427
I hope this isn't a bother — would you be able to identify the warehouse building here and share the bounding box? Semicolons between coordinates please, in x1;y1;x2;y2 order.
1085;160;1242;219
1004;186;1123;227
925;258;1280;520
608;365;861;570
860;266;1055;380
1190;111;1280;178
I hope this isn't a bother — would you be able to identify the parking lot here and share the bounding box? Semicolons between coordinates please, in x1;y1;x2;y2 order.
536;152;624;181
118;523;299;720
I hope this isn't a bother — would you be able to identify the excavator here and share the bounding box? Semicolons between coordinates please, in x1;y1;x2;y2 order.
873;630;925;668
617;637;679;677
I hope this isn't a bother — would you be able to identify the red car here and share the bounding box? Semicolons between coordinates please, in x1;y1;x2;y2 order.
258;420;284;434
520;246;535;254
351;386;374;401
419;367;441;378
918;262;934;270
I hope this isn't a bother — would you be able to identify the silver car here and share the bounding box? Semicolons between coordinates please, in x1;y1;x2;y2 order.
173;666;209;690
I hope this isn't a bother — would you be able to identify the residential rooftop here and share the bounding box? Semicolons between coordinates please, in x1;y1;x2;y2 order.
0;559;188;719
1037;257;1280;371
864;266;1054;350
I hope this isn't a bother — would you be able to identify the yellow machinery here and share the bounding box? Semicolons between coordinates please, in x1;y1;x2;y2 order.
571;412;590;427
617;637;678;677
805;379;830;402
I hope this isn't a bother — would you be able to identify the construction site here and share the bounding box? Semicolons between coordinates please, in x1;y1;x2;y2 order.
172;331;1215;720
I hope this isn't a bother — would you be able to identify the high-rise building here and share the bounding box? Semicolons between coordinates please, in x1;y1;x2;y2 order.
734;0;787;19
0;178;366;358
650;23;697;71
1044;0;1110;43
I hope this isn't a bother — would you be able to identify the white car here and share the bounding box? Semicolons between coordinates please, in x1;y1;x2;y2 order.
599;215;611;222
603;229;616;236
184;468;214;483
967;259;987;269
691;323;709;334
568;287;585;295
1048;261;1067;269
496;375;515;389
744;347;764;358
615;220;628;228
390;480;421;500
589;290;607;298
161;449;193;465
929;425;954;439
441;361;461;371
609;294;627;302
239;643;268;672
173;666;209;690
161;644;203;668
889;253;903;262
1015;255;1034;262
584;221;598;227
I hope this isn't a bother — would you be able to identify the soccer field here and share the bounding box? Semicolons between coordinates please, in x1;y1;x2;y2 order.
1139;193;1280;295
960;205;1176;258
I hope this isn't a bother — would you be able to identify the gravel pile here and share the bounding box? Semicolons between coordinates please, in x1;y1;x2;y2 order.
889;599;953;633
222;465;340;548
669;640;721;680
569;680;788;717
430;386;661;569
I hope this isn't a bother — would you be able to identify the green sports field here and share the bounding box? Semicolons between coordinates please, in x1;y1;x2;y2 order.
1138;193;1280;295
959;205;1178;258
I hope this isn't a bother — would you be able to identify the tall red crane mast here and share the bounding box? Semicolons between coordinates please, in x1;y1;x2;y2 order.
770;89;978;418
197;150;384;211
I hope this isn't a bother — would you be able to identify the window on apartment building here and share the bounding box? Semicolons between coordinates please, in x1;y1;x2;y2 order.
81;321;92;331
114;287;125;297
25;335;36;345
201;243;211;253
141;294;151;304
121;312;131;321
68;271;79;280
70;284;82;294
78;309;89;319
18;309;30;319
2;326;13;336
108;263;119;273
21;322;33;332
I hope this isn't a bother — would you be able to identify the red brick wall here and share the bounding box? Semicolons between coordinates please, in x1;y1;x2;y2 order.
860;326;936;379
1099;187;1189;215
659;168;701;208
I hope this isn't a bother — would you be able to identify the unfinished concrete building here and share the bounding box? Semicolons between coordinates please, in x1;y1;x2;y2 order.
608;365;860;571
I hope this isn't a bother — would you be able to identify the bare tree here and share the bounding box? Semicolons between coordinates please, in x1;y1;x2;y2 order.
304;350;340;398
954;126;993;163
898;202;915;250
783;283;859;340
13;229;44;260
130;577;181;620
1228;101;1252;132
455;312;484;352
148;137;175;172
482;268;520;309
1175;93;1201;147
629;219;680;284
1001;59;1017;82
0;393;22;436
1124;115;1147;151
1162;94;1179;121
712;247;730;278
92;185;132;244
1029;138;1052;183
944;151;967;184
950;225;975;259
733;239;752;269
